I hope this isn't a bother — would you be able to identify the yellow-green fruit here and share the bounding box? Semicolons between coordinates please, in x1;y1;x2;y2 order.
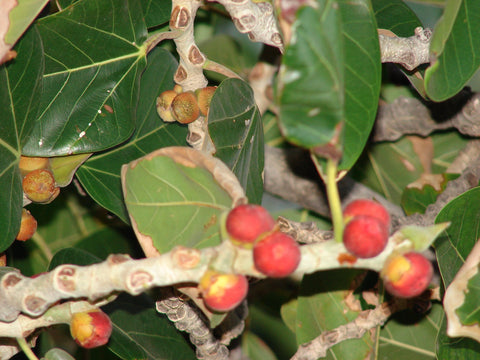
171;92;200;124
156;90;177;122
196;86;217;116
19;156;50;176
22;169;59;203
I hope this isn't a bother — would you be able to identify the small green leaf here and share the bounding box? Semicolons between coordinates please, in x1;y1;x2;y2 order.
276;1;344;152
398;222;450;252
425;0;480;101
76;48;187;223
122;151;232;252
208;78;264;204
50;153;92;187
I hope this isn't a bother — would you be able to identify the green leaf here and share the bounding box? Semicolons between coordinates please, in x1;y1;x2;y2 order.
436;312;480;359
425;0;480;101
372;0;427;97
76;48;187;223
372;0;423;37
401;173;459;215
43;348;75;360
295;270;373;359
0;26;44;252
122;152;232;252
141;0;171;28
50;153;92;187
455;271;480;326
22;0;148;156
378;301;442;359
337;0;381;170
104;294;197;360
276;1;344;152
350;132;468;204
48;247;101;269
4;0;48;47
208;78;264;204
397;222;450;252
435;187;480;287
242;332;278;360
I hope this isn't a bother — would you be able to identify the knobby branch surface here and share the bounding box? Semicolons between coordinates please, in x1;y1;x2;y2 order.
379;27;431;71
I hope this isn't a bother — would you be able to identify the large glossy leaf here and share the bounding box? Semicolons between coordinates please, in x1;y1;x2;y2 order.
208;78;264;204
435;187;480;288
276;0;344;152
76;48;187;223
337;0;381;170
425;0;480;101
22;0;148;156
0;26;43;252
378;301;442;359
295;270;373;359
122;152;233;252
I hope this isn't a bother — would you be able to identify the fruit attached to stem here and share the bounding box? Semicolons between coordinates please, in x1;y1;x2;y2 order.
343;199;390;229
225;204;276;248
22;169;60;203
196;86;217;116
16;209;37;241
382;251;433;298
342;215;389;258
171;91;200;124
70;309;112;349
156;90;178;122
199;270;248;312
19;156;50;176
253;231;301;277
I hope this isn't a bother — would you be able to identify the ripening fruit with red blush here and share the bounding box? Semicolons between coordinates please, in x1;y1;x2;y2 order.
225;204;276;248
199;270;248;312
16;209;37;241
343;199;390;229
343;215;389;258
22;169;60;203
382;252;433;298
70;309;112;348
253;231;301;278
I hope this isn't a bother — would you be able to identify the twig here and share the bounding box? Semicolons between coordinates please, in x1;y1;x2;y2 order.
291;303;392;360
